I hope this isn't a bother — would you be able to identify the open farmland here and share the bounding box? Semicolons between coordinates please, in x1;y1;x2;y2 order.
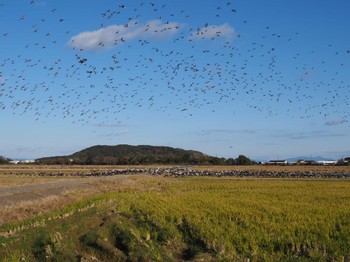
1;165;350;261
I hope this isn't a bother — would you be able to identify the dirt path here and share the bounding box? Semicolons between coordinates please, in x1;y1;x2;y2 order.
0;179;95;208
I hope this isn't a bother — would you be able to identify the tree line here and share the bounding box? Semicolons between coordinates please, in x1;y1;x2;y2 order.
0;156;10;164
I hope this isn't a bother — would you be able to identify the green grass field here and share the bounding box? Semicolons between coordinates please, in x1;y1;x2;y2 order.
1;177;350;261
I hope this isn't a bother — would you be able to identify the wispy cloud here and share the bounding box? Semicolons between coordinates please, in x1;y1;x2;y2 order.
196;129;256;136
272;130;346;140
189;23;235;40
68;20;182;51
325;118;347;126
103;130;129;137
91;123;130;128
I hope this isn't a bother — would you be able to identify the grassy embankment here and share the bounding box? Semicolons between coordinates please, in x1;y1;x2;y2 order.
1;176;350;261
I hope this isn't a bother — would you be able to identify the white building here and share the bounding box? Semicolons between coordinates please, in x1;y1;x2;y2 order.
316;160;337;165
9;160;35;164
268;160;288;165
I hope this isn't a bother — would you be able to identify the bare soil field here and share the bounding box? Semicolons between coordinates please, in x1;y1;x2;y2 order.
1;164;349;226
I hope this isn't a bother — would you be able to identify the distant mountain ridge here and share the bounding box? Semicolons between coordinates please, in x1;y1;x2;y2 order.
36;144;229;165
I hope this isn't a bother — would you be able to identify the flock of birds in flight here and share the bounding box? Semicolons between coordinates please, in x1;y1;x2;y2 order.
0;0;349;127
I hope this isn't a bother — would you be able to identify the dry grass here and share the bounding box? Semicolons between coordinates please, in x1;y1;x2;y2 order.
0;174;82;188
191;164;350;172
0;174;171;226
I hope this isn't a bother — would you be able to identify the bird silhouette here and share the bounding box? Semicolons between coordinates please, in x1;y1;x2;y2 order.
0;0;347;130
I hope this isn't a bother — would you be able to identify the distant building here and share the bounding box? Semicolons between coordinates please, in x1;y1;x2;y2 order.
9;160;35;164
268;160;288;165
316;160;337;166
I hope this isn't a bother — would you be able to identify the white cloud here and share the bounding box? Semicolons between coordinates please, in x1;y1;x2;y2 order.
189;23;235;40
68;20;182;51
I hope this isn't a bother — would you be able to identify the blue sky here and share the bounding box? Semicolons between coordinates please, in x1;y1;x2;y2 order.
0;0;349;161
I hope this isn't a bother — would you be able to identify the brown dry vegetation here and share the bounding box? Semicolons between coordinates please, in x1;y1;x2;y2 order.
191;164;350;172
0;171;167;225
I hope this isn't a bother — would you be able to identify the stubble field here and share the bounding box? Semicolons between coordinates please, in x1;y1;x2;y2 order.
1;165;350;261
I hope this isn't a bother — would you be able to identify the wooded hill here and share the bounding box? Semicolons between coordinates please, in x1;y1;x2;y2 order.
36;144;247;165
